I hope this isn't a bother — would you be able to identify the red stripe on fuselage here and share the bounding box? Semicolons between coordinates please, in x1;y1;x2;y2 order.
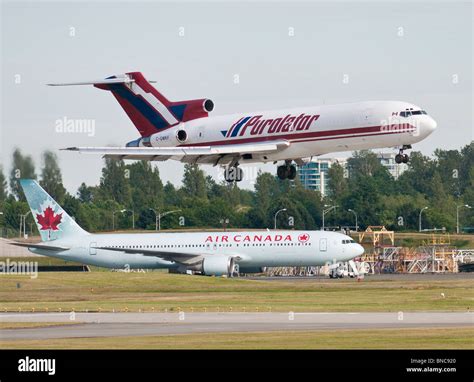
181;124;415;147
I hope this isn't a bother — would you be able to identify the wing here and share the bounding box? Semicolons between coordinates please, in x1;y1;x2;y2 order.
62;140;290;165
95;246;243;266
95;246;203;265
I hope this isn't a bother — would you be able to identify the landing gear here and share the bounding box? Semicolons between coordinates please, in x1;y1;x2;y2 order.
224;165;243;182
395;153;409;164
277;161;297;180
395;145;411;164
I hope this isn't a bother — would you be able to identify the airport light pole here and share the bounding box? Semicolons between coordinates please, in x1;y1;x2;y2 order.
456;204;471;234
112;209;126;231
149;208;158;231
155;209;181;231
220;218;230;231
322;205;337;231
274;208;287;229
18;211;31;238
418;206;428;232
125;209;135;230
348;209;358;232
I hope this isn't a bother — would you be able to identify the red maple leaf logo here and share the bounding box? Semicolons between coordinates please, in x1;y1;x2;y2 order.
298;233;310;243
36;207;62;231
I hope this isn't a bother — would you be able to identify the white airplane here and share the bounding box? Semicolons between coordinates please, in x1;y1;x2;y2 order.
50;72;437;182
11;180;364;276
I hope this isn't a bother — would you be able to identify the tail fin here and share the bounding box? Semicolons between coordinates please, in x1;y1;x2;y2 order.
20;179;88;242
48;72;214;137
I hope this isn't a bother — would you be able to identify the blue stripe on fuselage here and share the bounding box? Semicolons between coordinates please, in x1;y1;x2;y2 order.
231;116;251;137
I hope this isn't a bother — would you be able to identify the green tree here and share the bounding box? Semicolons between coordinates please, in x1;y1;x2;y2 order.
126;161;164;210
99;158;131;206
182;164;207;199
459;142;474;194
348;150;383;178
251;171;280;227
327;162;348;199
434;148;463;198
39;151;66;204
9;148;36;201
396;151;436;196
0;166;7;202
77;182;94;203
163;182;180;206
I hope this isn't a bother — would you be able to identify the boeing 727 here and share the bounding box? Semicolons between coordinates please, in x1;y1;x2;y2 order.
49;71;437;182
11;180;364;276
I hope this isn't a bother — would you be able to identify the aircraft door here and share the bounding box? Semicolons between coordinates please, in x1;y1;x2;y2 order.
89;242;97;255
319;238;327;252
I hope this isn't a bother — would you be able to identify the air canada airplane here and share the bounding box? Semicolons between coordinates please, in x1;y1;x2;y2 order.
11;180;364;276
49;72;437;182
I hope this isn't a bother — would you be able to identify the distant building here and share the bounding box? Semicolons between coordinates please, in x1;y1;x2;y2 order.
376;152;408;179
298;158;347;196
298;153;407;195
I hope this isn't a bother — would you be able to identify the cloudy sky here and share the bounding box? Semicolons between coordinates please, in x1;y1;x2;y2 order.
1;0;472;193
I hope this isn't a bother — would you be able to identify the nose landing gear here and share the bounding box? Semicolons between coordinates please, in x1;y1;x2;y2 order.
395;145;411;164
277;161;297;180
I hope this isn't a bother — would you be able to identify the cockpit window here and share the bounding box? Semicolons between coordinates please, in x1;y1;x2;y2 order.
400;110;427;117
342;239;356;244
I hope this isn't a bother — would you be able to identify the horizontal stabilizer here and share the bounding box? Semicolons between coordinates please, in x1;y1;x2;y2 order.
9;242;70;251
47;77;136;87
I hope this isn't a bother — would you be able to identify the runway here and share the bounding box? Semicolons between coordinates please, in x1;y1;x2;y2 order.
1;312;472;340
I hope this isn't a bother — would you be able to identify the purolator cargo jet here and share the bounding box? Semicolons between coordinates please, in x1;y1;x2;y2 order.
11;180;364;276
50;72;437;182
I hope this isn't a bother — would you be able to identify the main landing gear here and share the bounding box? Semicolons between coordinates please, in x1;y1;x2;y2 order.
277;161;297;180
395;145;411;164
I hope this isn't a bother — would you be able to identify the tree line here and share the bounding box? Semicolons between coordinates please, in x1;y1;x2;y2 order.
0;143;472;237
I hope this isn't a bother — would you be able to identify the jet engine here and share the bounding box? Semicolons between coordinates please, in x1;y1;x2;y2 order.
203;99;214;112
196;255;238;277
146;127;189;146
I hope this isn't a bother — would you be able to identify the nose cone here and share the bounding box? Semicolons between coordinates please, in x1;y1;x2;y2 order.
423;116;437;135
353;244;364;257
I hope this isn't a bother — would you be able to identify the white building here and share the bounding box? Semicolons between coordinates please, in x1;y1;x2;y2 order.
298;158;347;196
376;152;408;179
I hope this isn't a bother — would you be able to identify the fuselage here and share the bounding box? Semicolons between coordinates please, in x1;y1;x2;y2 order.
134;100;436;164
29;230;364;272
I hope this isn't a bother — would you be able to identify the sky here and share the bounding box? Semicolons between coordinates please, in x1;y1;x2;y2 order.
1;0;472;194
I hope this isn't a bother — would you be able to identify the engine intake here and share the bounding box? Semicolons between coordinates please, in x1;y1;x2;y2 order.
203;99;214;112
176;129;188;143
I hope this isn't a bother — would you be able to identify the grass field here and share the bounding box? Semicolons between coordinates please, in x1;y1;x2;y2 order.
1;327;472;349
0;271;472;313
